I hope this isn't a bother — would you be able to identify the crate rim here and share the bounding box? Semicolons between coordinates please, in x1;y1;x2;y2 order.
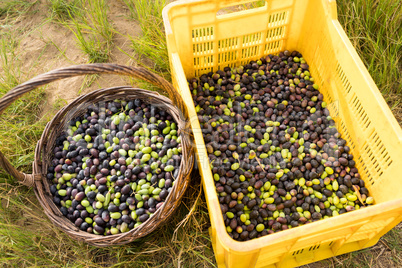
208;197;401;252
162;0;402;259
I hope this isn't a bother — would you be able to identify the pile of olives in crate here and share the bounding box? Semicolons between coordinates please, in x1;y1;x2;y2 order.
47;99;182;235
189;50;374;241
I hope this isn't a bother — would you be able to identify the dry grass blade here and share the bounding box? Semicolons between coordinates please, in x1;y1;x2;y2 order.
254;156;265;171
172;176;203;242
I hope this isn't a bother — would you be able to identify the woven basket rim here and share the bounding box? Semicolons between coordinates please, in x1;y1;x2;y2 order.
33;86;194;246
0;64;194;247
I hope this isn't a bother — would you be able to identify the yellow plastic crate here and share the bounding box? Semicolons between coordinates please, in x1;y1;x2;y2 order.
162;0;402;267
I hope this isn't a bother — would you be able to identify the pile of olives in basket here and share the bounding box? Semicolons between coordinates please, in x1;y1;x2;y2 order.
189;50;374;241
46;99;182;235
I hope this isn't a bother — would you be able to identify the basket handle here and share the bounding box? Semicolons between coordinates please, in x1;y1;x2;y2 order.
0;64;189;187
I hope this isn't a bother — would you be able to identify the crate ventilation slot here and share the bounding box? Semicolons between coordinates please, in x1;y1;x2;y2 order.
357;131;392;185
194;55;213;66
194;57;214;76
193;12;289;75
309;244;321;251
243;32;262;46
192;26;214;42
218;37;239;50
308;40;326;94
241;46;259;62
193;42;213;55
264;11;289;55
339;120;355;150
266;26;285;41
217;38;239;68
325;93;333;105
314;35;332;91
336;64;352;94
263;40;283;55
264;26;286;55
292;249;304;256
314;58;324;89
292;241;327;257
268;11;288;27
237;32;262;65
218;52;237;67
351;95;371;130
192;26;215;76
326;99;339;117
357;159;373;185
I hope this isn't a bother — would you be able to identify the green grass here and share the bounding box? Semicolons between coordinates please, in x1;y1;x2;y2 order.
0;32;47;179
0;0;36;20
0;0;401;267
337;0;402;95
64;0;114;63
0;176;214;267
383;227;402;253
48;0;81;21
121;0;169;76
0;34;20;90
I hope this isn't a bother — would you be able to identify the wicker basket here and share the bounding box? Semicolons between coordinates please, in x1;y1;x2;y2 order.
0;64;194;246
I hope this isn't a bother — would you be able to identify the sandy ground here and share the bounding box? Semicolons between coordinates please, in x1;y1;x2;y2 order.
3;0;141;116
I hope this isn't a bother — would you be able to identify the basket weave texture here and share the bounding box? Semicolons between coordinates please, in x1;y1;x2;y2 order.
0;64;194;246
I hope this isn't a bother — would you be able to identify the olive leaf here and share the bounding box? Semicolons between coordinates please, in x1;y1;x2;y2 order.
353;185;366;207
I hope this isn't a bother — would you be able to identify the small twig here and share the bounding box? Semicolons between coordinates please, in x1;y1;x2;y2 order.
170;171;176;181
254;156;264;170
333;256;344;266
376;247;386;260
172;181;203;242
380;239;391;251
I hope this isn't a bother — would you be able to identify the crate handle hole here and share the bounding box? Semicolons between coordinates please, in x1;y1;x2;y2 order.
216;1;266;17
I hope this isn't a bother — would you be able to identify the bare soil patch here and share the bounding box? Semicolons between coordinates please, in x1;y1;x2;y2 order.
8;0;142;116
